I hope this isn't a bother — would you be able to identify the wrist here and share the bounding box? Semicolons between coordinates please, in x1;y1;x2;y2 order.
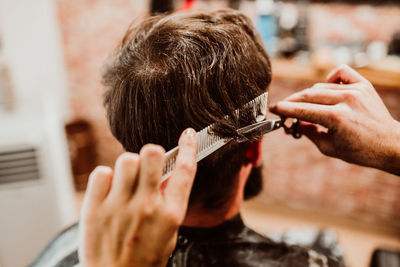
382;120;400;176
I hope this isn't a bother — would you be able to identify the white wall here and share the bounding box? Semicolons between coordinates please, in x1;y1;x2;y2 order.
0;0;70;118
0;1;76;266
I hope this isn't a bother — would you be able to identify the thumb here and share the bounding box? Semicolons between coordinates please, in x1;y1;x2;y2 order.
165;128;198;210
298;122;335;157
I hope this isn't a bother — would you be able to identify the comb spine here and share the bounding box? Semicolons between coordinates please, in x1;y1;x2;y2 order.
161;92;268;182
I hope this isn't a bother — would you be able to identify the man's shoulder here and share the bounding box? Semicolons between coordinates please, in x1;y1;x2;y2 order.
30;221;343;267
193;226;342;267
29;223;80;267
236;226;343;267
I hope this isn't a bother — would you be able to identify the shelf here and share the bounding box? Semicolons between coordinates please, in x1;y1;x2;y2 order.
272;57;400;90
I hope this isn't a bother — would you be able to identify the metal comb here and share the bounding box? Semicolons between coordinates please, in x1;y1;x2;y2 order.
161;92;301;181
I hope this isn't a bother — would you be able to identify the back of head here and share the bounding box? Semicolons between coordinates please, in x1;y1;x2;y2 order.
103;9;271;210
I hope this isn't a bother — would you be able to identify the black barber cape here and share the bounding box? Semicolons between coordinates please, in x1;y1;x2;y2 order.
30;214;342;267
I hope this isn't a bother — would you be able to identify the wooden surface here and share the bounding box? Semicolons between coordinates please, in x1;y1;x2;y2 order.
272;57;400;90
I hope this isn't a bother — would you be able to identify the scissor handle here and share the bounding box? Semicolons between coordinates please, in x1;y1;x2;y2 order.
282;117;302;139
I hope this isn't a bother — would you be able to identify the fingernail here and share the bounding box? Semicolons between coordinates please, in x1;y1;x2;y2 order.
183;128;196;140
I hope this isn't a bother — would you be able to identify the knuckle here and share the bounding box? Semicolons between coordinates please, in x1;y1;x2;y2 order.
300;89;312;100
293;106;306;117
338;64;349;72
342;91;357;103
361;81;373;91
327;110;341;125
116;152;140;169
138;202;156;218
140;144;165;159
88;166;112;186
312;83;324;89
176;160;196;174
91;165;112;177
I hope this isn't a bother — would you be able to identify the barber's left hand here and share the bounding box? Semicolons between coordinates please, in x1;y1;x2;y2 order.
78;129;198;267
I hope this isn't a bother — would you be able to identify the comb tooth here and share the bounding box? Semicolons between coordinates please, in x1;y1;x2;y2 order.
162;92;268;178
199;134;202;151
206;127;210;147
198;130;202;150
198;137;202;151
202;131;205;149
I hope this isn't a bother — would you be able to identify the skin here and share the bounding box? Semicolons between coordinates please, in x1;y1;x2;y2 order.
79;65;400;266
270;65;400;176
183;141;262;227
79;134;262;266
79;128;198;267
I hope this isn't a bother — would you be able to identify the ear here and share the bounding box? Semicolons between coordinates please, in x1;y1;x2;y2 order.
245;139;262;166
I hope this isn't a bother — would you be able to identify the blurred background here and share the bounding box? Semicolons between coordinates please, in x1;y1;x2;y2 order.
0;0;399;266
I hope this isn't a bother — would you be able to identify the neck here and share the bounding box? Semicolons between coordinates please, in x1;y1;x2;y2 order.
182;163;253;228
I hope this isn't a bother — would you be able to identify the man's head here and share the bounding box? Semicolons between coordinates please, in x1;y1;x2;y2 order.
103;9;271;210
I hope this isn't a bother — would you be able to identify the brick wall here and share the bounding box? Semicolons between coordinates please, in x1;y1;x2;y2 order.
57;0;400;226
262;79;400;226
57;0;149;166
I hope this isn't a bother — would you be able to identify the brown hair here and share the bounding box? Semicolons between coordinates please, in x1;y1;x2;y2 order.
103;9;271;210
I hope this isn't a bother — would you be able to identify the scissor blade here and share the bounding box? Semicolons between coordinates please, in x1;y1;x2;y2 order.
237;118;282;138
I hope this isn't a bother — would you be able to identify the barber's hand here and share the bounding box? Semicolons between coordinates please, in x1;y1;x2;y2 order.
270;65;400;175
78;129;198;267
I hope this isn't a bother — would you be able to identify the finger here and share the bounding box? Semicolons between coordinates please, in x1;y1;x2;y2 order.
108;152;140;201
297;122;335;156
84;166;113;208
327;64;368;84
284;88;344;105
269;101;336;128
138;144;165;195
306;83;353;91
165;128;198;209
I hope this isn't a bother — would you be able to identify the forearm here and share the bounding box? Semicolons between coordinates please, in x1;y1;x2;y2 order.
381;120;400;176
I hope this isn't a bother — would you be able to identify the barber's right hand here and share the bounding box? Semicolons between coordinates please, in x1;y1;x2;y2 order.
78;128;198;267
270;65;400;175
